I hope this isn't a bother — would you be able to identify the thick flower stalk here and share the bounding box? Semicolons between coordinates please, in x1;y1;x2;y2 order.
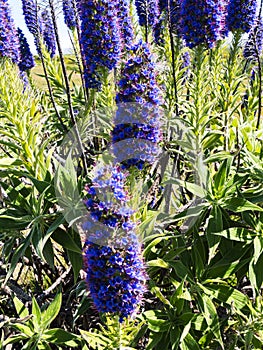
82;166;147;320
180;0;223;48
113;41;162;169
62;0;77;29
0;0;20;64
17;28;35;71
77;0;121;89
226;0;257;33
40;9;56;58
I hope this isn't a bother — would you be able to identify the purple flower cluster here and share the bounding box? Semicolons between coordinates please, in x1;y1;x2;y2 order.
180;0;223;48
40;9;56;58
83;239;146;320
83;166;135;230
62;0;77;29
226;0;257;33
17;28;35;71
243;18;263;62
77;0;121;89
116;40;162;105
21;0;38;36
116;0;134;49
82;166;147;320
113;41;162;169
0;0;20;64
135;0;160;28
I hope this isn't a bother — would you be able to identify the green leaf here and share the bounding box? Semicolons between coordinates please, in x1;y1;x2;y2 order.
32;297;41;327
144;310;170;332
207;205;224;262
164;178;207;198
204;283;249;310
168;261;194;282
222;198;263;212
43;329;80;347
13;296;29;318
68;249;82;283
11;323;34;337
207;244;251;279
41;293;62;329
0;158;23;168
197;293;224;348
80;329;109;349
52;227;82;253
211;228;255;242
180;333;200;350
5;231;32;283
147;258;170;269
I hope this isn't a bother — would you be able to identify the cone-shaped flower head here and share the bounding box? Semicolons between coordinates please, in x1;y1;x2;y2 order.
21;0;38;36
180;0;223;48
135;0;160;28
226;0;257;33
116;40;162;105
17;27;35;71
62;0;77;29
116;0;134;49
77;0;121;89
40;9;56;58
114;41;163;169
0;0;20;64
82;166;147;321
243;18;263;62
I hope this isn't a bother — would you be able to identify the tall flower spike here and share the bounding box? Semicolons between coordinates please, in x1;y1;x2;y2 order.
0;0;20;64
77;0;121;89
21;0;38;36
243;18;263;62
116;0;134;49
113;41;163;169
180;0;223;48
82;166;147;321
17;28;35;71
62;0;77;29
40;9;56;58
154;0;182;44
135;0;160;36
226;0;257;33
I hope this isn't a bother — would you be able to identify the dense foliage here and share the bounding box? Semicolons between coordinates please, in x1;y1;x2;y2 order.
0;0;263;349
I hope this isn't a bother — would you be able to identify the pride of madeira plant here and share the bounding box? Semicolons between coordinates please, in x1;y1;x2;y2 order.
0;0;263;349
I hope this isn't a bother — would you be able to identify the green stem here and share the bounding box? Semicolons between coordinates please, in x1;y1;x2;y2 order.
49;0;88;175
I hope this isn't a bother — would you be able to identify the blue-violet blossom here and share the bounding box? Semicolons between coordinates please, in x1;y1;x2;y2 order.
77;0;121;89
